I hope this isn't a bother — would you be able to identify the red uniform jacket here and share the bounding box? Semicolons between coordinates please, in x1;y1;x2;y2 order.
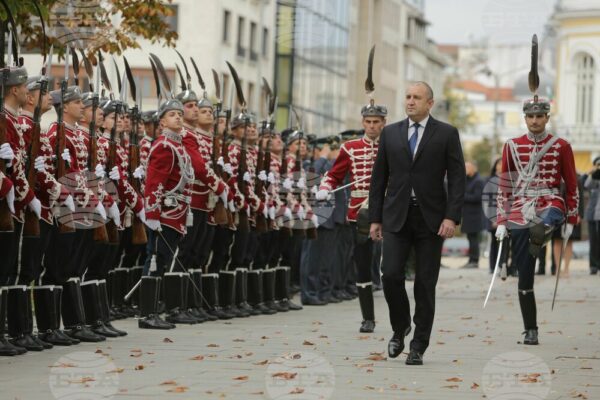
320;135;378;222
144;129;194;234
5;107;34;221
497;132;579;226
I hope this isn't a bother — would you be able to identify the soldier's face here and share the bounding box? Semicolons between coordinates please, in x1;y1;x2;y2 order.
197;106;214;126
405;84;433;122
362;116;385;138
524;113;549;134
64;99;84;121
247;123;258;142
183;101;199;123
160;110;183;131
26;90;52;113
103;112;123;132
13;83;28;107
123;114;131;131
271;135;283;153
144;122;154;137
231;125;245;140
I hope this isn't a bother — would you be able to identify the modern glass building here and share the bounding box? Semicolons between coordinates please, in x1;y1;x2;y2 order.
275;0;350;136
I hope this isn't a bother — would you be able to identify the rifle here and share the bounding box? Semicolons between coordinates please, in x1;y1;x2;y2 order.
208;67;229;225
292;128;306;238
254;119;268;233
220;108;235;228
0;19;12;232
124;56;147;246
98;51;119;243
279;135;292;237
55;47;74;233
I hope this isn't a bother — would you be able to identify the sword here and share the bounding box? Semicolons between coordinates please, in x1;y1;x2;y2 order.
483;238;505;308
329;175;370;194
551;232;570;310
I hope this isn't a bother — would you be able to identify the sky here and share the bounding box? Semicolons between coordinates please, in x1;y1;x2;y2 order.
425;0;558;45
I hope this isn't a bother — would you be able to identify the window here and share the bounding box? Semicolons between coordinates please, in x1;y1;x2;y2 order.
250;22;258;61
575;53;595;125
223;10;231;43
237;16;246;58
247;82;255;110
163;5;178;33
262;27;269;58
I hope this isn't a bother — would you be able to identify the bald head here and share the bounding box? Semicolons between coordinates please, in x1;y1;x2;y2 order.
405;81;434;122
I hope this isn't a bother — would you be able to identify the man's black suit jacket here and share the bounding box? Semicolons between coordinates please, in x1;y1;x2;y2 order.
368;116;466;233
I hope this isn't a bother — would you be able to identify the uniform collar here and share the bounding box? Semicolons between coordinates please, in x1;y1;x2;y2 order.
4;105;18;117
162;128;182;143
362;134;379;145
527;130;549;142
20;110;34;118
197;127;212;137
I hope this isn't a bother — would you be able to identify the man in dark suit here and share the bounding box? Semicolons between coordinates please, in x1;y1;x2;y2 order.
369;81;465;365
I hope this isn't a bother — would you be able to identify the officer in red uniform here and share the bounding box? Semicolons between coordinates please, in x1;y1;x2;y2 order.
496;97;578;345
317;103;387;333
140;99;194;329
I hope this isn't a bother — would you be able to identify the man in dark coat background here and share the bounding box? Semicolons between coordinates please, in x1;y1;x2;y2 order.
461;161;485;269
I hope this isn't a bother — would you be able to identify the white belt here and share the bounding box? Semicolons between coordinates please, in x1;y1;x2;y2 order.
351;190;369;198
522;188;559;197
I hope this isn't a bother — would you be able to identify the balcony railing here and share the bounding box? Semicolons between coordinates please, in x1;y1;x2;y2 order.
556;124;600;148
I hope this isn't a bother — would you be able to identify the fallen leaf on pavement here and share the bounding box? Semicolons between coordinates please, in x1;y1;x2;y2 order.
107;368;124;374
303;340;315;346
446;377;463;382
207;343;219;347
233;375;249;381
68;377;95;384
135;365;145;371
471;382;480;389
289;387;304;394
272;372;297;380
189;355;205;361
167;386;189;393
163;337;173;343
442;385;459;389
161;380;178;385
253;360;269;366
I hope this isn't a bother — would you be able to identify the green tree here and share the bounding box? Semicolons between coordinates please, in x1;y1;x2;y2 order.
443;82;474;133
2;0;177;57
467;137;493;177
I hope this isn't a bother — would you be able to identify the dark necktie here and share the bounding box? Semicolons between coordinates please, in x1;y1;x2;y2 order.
409;123;420;157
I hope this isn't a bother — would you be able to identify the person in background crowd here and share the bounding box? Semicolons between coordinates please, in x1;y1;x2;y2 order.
461;161;485;269
583;157;600;275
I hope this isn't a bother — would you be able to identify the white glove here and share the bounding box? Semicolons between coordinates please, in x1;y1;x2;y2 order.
107;202;120;224
223;163;233;176
258;170;267;181
63;195;75;212
268;206;276;220
133;166;145;179
311;185;318;195
94;164;105;179
297;205;305;220
217;156;225;168
61;148;71;163
94;203;107;220
6;186;15;214
145;218;161;231
34;156;46;172
137;207;146;223
228;200;236;212
562;223;574;240
28;197;42;219
267;172;275;184
311;214;319;228
284;207;292;220
243;171;252;183
0;143;14;166
109;166;120;181
495;225;507;240
282;177;293;191
219;188;228;205
262;205;268;219
246;204;251;217
296;177;306;190
316;189;330;201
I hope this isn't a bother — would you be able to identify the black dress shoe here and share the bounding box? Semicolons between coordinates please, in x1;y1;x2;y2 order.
33;335;53;349
388;326;411;358
66;326;106;342
207;307;234;320
322;295;341;304
359;320;375;333
39;330;72;346
0;339;19;356
302;298;327;306
56;329;80;345
590;267;598;275
104;321;127;337
138;314;176;330
405;349;423;365
166;310;198;325
197;308;218;321
523;329;539;345
91;322;120;338
281;299;303;310
11;334;45;351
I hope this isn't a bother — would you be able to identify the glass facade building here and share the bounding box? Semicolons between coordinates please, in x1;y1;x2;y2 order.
275;0;350;136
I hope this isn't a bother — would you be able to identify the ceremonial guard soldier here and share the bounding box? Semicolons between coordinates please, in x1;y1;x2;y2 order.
317;47;386;332
494;35;578;346
140;98;194;329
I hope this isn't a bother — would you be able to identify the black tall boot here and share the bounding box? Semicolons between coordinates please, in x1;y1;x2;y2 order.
164;273;197;325
34;286;71;346
247;269;275;315
263;269;285;312
236;268;260;316
0;288;22;356
518;289;538;345
81;280;119;338
127;266;143;315
201;273;234;320
138;276;175;330
186;269;208;322
61;278;105;342
189;269;216;321
357;284;376;333
111;268;129;319
7;285;43;351
53;286;79;345
275;267;303;311
98;280;127;336
25;287;52;349
219;271;248;318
